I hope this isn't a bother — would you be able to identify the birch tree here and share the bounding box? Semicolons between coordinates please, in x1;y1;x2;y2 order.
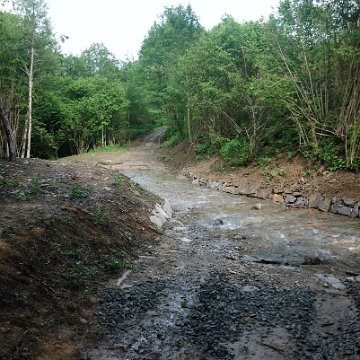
12;0;54;158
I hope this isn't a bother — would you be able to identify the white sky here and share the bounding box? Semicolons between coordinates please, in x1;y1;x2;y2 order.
4;0;281;61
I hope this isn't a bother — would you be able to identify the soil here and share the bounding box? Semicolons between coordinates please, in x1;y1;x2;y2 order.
0;135;359;360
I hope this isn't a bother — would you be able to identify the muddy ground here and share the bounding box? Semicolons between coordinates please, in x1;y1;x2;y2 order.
1;135;360;359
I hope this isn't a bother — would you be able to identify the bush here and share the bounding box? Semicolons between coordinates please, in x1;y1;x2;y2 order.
219;138;249;165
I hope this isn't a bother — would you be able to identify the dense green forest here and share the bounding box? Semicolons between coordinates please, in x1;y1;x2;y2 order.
1;0;360;170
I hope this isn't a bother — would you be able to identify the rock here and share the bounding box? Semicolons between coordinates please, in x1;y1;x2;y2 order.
252;204;262;210
330;202;340;214
246;184;260;197
257;188;272;199
273;194;283;203
337;205;352;217
192;178;200;186
211;182;219;190
308;193;319;207
342;197;356;206
318;198;332;212
223;186;236;194
293;192;302;197
312;195;324;209
315;274;345;289
285;195;296;203
284;188;292;194
295;197;305;206
235;185;247;195
351;203;359;218
273;187;283;194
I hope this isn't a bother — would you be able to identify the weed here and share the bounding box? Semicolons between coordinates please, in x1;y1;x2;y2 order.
31;173;42;190
68;261;94;285
112;174;124;188
62;248;82;259
60;215;74;225
104;256;124;271
0;178;12;188
180;300;188;308
83;287;93;298
93;208;111;226
16;187;27;201
93;237;102;245
278;167;286;176
124;231;132;241
69;186;88;199
24;328;39;336
257;157;272;166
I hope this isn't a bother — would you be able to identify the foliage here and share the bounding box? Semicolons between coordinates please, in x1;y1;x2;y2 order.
1;0;360;170
93;208;111;226
69;186;88;199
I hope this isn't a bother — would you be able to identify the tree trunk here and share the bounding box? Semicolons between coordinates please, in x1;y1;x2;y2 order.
0;101;17;161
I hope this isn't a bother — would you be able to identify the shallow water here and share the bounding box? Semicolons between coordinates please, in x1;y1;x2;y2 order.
122;167;360;272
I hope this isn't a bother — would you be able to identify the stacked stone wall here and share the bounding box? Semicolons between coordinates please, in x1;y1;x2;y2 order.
181;169;360;218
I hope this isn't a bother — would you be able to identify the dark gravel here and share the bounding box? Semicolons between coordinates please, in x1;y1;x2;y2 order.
95;270;360;360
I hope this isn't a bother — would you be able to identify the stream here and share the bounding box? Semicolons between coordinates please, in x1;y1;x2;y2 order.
88;143;360;360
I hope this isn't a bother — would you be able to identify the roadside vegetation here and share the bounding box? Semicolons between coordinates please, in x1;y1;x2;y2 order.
1;0;359;172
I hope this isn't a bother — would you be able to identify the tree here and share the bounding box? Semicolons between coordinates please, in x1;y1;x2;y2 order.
12;0;55;158
0;101;16;160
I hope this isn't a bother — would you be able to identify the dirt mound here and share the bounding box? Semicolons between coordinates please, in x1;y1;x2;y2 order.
0;157;161;359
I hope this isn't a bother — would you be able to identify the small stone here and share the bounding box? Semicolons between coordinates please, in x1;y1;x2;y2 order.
273;194;283;203
252;204;262;210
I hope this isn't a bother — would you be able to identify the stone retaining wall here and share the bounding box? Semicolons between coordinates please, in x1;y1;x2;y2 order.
181;169;360;218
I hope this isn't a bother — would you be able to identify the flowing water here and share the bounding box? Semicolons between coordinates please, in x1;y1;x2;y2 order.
122;165;360;273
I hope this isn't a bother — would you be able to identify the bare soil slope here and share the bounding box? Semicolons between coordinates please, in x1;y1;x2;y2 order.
0;156;162;359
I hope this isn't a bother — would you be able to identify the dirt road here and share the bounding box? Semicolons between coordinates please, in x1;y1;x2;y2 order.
84;139;360;360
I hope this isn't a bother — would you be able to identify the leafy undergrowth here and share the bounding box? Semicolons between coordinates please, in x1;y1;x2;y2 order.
0;157;162;359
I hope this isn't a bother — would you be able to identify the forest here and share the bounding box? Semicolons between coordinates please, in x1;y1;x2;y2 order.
0;0;360;170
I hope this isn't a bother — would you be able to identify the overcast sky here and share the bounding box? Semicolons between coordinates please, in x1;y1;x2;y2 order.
5;0;281;61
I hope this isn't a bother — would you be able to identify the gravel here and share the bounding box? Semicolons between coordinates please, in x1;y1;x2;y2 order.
95;269;360;360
